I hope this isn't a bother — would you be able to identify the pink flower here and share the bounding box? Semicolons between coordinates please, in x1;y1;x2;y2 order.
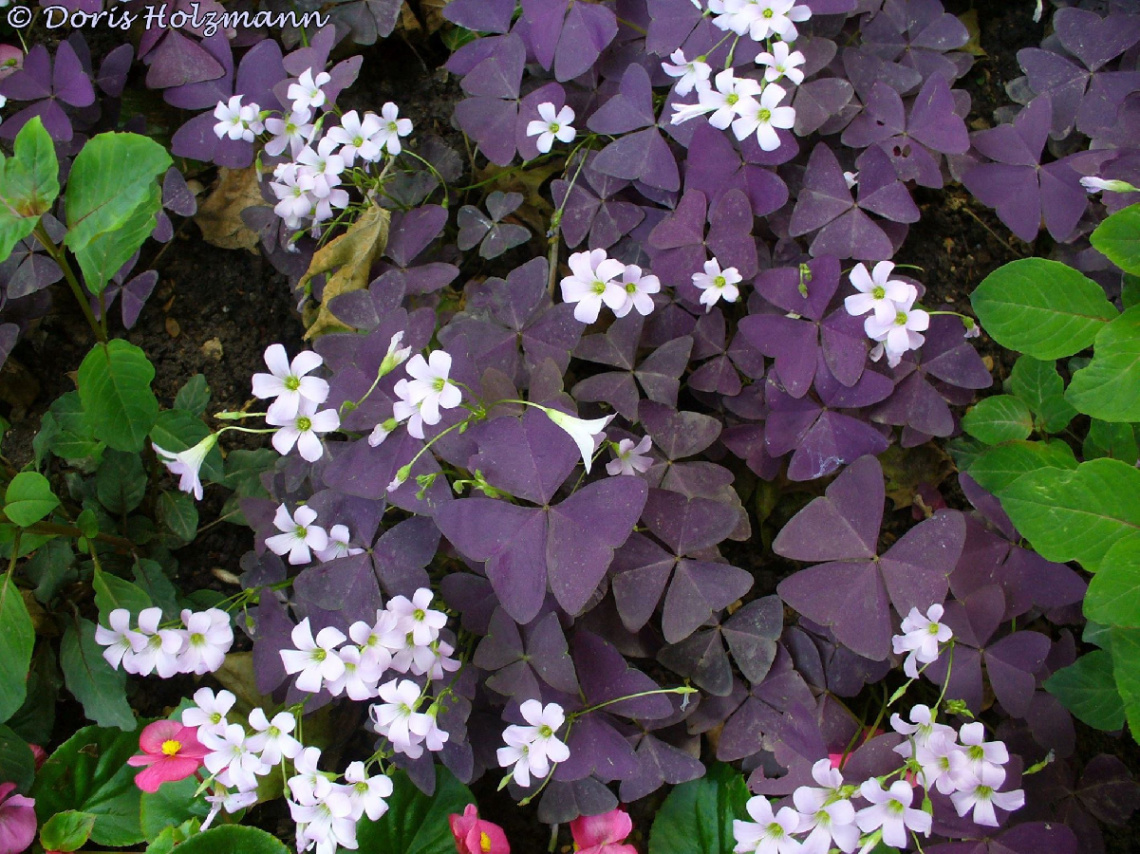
449;804;510;854
0;782;36;854
127;720;208;793
570;807;638;854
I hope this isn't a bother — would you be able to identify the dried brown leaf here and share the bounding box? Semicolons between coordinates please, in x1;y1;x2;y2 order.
194;166;264;250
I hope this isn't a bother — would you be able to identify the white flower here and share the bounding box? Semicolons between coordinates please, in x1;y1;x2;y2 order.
290;785;358;854
343;761;394;822
607;436;654;476
731;795;803;854
560;249;627;324
526;101;576;154
854;780;930;849
375;101;413;157
1080;176;1139;194
541;407;614;474
731;82;795;149
246;708;303;765
296;136;346;199
756;41;806;85
287;68;331;112
713;0;812;43
792;761;859;854
280;618;347;694
213;95;257;142
368;418;398;448
614;264;660;318
914;730;964;796
270;164;314;228
94;608;141;671
264;107;314;158
1033;0;1043;22
176;608;233;675
892;603;952;678
370;678;433;759
843;170;859;189
327;109;385;164
252;344;329;422
424;639;462;681
288;747;333;803
496;700;570;788
844;261;917;323
692;258;743;311
265;504;329;566
950;763;1025;827
268;398;340;462
349;611;398;673
201;788;256;832
662;49;712;96
393;350;462;440
387;588;448;648
701;68;762;131
864;291;930;368
201;723;270;792
325;644;383;701
129;606;185;678
153;433;217;501
379;331;413;377
182;687;236;737
314;524;365;562
946;722;1009;790
891;704;955;756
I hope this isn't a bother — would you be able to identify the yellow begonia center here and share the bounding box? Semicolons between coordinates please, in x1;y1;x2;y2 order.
161;739;183;757
480;831;493;852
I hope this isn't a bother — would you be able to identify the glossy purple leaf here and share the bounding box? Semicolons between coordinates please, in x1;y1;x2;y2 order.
552;153;645;248
588;63;655;134
554;711;638;783
683;123;790;215
1076;755;1140;826
573;629;673;720
793;78;857;136
469;410;579;504
444;0;516;32
619;729;705;802
723;596;783;685
251;591;294;695
1016;48;1091;137
293;553;383;626
774;455;883;561
862;0;970;82
537;779;617;825
593;127;680;192
521;0;618;82
718;658;816;761
646;0;703;55
610;532;675;632
658;628;733;696
372;516;438;597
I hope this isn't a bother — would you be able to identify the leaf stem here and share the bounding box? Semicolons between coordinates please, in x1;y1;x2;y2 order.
33;222;106;343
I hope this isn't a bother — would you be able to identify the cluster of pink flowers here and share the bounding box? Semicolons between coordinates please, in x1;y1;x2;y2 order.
843;261;931;368
666;2;810;151
733;704;1025;854
559;249;662;324
94;607;233;677
448;804;638;854
212;68;413;236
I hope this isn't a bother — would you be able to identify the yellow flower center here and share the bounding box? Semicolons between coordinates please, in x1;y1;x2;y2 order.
285;375;301;391
161;739;183;757
480;831;493;852
758;108;771;122
894;311;908;326
297;416;312;431
872;285;886;299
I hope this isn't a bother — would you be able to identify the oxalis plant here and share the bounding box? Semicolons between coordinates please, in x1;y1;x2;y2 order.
3;0;1140;853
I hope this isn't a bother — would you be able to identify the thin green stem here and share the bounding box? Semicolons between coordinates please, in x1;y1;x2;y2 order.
33;222;105;342
573;686;696;718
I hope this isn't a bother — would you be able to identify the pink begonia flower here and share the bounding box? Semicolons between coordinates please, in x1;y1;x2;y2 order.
0;782;36;854
127;720;208;793
449;804;510;854
570;807;638;854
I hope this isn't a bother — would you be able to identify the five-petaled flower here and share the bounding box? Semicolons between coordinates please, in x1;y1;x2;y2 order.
153;433;218;501
127;720;208;793
560;249;627;324
526;101;576;154
265;503;329;566
892;603;953;678
252;344;330;422
496;700;571;788
692;258;743;310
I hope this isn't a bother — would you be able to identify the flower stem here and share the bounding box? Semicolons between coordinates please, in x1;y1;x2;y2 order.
33;222;106;343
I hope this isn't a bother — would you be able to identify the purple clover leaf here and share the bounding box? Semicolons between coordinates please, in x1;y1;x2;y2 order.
716;649;816;762
475;608;579;701
443;0;516;33
378;205;460;295
0;42;95;141
962;94;1089;242
457;191;531;259
789;143;919;260
517;0;618;83
647;188;758;294
860;0;972;85
683;123;792;216
551;152;646;249
1054;7;1140;74
453;34;526;166
774;455;965;659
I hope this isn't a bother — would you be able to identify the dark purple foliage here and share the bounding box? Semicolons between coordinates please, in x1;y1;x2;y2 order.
0;42;95;141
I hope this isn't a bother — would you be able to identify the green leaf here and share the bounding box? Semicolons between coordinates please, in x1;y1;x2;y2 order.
1091;202;1140;275
157;491;198;544
971;257;1118;359
222;449;278;498
4;471;60;527
1009;355;1076;433
59;618;135;731
0;117;59;261
40;810;98;852
0;724;34;790
139;776;212;840
1066;305;1140;422
172;825;290;854
6;647;60;745
73;185;161;295
1124;274;1140;310
966;439;1078;494
47;391;103;463
999;458;1140;571
1085;537;1140;628
961;395;1034;445
31;722;144;847
93;569;151;618
95;449;148;514
648;764;749;854
355;766;474;854
24;538;77;603
63;132;171;252
33;412;60;469
0;567;34;724
145;820;200;854
133;559;179;620
150;409;222;482
174;374;211;416
1084;419;1139;465
1110;626;1140;736
77;340;159;453
1044;651;1126;731
76;508;99;539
